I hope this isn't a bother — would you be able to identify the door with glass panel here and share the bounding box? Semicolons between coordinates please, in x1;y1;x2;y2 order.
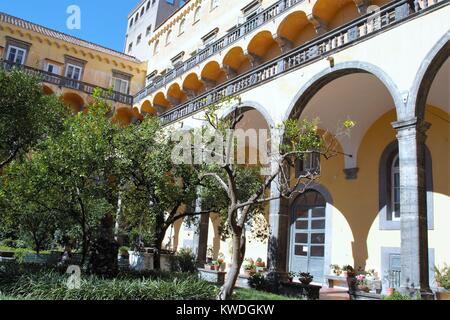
289;191;326;284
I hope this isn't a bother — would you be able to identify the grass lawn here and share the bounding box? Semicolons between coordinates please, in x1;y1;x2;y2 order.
0;294;24;300
233;288;300;300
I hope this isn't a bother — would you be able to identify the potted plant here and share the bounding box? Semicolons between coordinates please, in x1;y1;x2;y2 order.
330;264;342;276
356;274;370;292
119;246;130;258
206;246;214;264
255;258;266;272
299;272;314;285
434;264;450;300
211;260;220;271
287;271;297;283
382;271;398;296
342;265;355;277
243;258;256;276
218;258;226;272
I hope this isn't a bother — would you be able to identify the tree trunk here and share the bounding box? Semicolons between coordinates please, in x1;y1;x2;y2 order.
217;228;246;300
80;223;89;265
153;235;164;271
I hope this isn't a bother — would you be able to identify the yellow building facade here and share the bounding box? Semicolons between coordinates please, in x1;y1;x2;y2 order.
1;0;448;296
131;0;449;295
0;12;147;123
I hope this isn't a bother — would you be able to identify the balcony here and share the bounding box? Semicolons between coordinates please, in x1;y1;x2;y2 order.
134;0;306;103
156;0;448;125
0;59;134;105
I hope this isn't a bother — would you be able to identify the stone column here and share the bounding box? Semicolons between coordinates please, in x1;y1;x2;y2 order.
392;117;432;296
194;193;209;267
266;132;289;285
196;213;210;267
267;189;289;274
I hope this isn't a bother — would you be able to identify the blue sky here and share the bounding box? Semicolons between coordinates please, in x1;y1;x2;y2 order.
0;0;137;52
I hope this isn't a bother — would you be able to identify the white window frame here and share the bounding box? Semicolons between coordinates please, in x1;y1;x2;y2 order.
391;154;401;222
193;6;201;24
178;19;185;35
46;63;60;75
65;63;82;81
210;0;219;11
6;45;26;65
111;77;129;95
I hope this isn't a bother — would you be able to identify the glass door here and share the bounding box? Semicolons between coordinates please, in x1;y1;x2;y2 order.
290;191;326;283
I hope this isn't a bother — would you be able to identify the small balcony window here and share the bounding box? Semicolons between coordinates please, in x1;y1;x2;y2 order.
112;77;129;94
6;45;26;65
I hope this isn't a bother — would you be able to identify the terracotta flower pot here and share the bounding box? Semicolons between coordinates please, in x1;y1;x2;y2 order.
357;285;370;293
386;288;395;296
436;289;450;300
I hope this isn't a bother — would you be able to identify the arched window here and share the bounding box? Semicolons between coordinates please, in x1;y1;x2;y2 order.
129;18;134;28
211;0;219;10
391;154;400;221
154;40;160;55
194;6;201;23
379;141;434;229
166;30;172;45
141;7;145;16
179;19;186;35
146;1;151;10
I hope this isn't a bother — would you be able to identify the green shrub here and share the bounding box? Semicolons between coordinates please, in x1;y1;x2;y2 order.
171;248;197;273
383;291;412;300
248;272;269;291
0;263;217;300
434;264;450;290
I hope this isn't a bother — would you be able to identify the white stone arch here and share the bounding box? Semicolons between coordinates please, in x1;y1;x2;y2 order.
406;31;450;121
282;61;404;169
219;100;276;129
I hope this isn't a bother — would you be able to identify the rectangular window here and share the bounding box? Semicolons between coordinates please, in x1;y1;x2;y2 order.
6;45;26;64
202;29;219;46
297;152;321;177
46;63;60;75
65;64;82;81
112;77;129;94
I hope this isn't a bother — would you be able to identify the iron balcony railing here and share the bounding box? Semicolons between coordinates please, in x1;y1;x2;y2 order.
0;59;134;105
134;0;306;102
159;0;448;125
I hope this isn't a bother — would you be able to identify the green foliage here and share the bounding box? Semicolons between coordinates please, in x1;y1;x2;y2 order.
383;291;413;300
0;69;68;168
1;98;120;261
434;264;450;290
247;273;269;291
119;246;130;256
280;118;323;155
0;264;217;300
115;116;200;257
233;288;300;301
170;248;198;273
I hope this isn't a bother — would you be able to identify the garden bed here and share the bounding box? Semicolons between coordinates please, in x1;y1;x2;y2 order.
0;263;218;300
